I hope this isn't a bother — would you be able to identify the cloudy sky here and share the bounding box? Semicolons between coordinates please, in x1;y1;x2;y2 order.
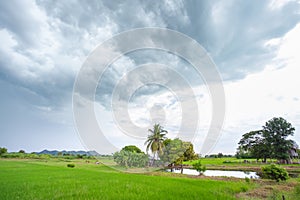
0;0;300;154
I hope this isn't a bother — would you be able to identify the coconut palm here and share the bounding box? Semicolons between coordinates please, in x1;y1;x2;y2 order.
144;123;168;165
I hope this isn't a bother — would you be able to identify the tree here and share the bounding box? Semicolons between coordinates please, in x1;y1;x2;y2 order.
160;138;186;166
159;138;197;173
121;145;142;153
0;147;7;155
263;117;295;163
183;142;199;161
237;117;296;163
19;150;25;154
237;130;270;162
192;160;206;175
113;149;149;168
144;123;167;164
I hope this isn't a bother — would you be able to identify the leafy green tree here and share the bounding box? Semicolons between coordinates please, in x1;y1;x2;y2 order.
160;138;186;166
19;150;25;154
237;130;270;162
113;149;149;168
261;164;289;182
192;160;206;175
217;153;223;158
121;145;142;153
160;139;198;166
144;124;167;164
236;146;252;159
0;147;7;155
237;117;296;163
263;117;295;163
183;142;199;161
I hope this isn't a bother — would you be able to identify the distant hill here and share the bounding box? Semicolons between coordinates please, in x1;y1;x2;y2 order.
36;150;100;156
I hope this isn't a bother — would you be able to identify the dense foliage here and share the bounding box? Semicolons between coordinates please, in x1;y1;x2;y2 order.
261;164;289;182
237;117;296;163
192;160;206;175
160;138;198;166
113;149;149;167
121;145;142;153
67;164;75;168
160;138;186;165
0;147;7;155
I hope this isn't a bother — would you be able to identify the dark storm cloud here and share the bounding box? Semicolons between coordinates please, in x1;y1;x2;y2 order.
0;0;299;151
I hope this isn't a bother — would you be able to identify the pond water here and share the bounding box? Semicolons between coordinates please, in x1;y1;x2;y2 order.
167;168;260;179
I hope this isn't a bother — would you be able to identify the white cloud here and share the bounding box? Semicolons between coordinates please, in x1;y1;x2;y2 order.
268;0;298;10
1;0;300;153
212;23;300;154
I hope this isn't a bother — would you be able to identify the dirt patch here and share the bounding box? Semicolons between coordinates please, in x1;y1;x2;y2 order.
237;180;298;199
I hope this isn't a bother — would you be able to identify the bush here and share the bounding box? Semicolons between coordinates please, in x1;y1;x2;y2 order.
245;177;250;183
192;160;206;175
261;164;289;182
113;150;149;168
67;164;75;168
0;147;7;156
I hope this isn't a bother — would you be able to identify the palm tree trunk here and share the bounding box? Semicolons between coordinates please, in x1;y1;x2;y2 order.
151;152;156;166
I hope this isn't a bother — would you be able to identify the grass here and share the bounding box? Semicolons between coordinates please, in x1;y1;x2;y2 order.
184;157;278;166
1;158;299;199
237;178;300;199
0;159;253;200
184;158;300;173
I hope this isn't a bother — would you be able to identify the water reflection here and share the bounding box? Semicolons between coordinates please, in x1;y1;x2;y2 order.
167;169;260;179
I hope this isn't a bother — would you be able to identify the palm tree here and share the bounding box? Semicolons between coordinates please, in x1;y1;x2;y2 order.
144;123;168;165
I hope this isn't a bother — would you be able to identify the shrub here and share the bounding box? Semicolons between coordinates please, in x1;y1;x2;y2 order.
245;177;250;183
113;150;149;168
192;160;206;175
19;150;25;154
0;147;7;156
67;164;75;168
261;164;289;182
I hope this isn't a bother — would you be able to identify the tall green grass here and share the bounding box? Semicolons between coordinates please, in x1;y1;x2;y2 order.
0;159;252;200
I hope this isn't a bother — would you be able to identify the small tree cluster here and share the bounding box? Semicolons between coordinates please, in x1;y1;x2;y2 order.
261;164;289;182
237;117;296;163
160;138;198;166
113;146;149;168
0;147;7;156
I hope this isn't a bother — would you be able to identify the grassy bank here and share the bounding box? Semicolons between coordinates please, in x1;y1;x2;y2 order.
184;157;300;173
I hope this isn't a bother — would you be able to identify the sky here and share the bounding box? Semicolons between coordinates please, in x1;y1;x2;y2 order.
0;0;300;154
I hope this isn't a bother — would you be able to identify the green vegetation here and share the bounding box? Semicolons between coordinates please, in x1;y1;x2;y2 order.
1;118;299;199
192;160;206;175
145;123;167;165
160;138;197;166
67;163;75;168
121;145;142;153
113;149;149;168
142;124;198;168
237;117;298;163
0;159;254;200
261;164;289;182
0;147;7;155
